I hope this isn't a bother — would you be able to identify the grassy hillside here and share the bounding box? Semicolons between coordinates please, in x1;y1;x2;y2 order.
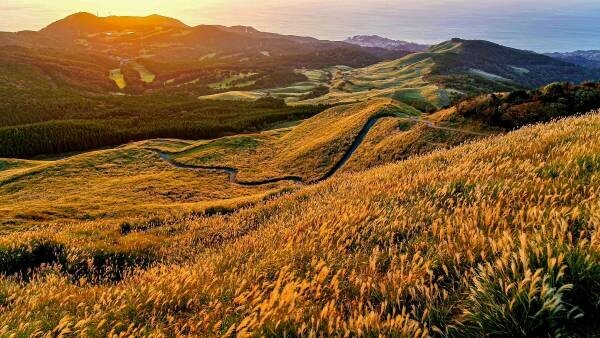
340;106;494;174
279;39;599;110
0;146;294;232
343;82;600;172
158;82;600;184
1;111;599;335
162;99;420;182
428;39;598;87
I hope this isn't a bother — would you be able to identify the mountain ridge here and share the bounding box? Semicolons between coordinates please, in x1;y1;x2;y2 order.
545;50;600;69
0;12;408;70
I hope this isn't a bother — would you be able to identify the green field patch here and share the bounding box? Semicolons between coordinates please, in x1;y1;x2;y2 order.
199;91;265;101
109;69;126;89
198;52;217;61
130;62;155;83
209;72;258;90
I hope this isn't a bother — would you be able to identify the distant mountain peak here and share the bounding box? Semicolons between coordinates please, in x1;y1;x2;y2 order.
545;50;600;69
41;12;117;36
344;35;429;52
40;12;187;37
67;12;98;19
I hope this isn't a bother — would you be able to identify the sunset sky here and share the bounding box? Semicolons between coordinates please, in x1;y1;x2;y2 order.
2;0;600;52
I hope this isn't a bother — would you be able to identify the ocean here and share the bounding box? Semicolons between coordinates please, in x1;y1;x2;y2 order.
3;0;600;52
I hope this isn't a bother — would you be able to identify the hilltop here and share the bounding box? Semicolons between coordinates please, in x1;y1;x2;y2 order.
42;12;188;37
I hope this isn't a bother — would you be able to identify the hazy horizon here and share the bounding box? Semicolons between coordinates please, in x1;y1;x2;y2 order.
2;0;600;52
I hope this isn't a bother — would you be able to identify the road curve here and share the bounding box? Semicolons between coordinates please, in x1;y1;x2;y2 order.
150;116;489;186
155;152;303;186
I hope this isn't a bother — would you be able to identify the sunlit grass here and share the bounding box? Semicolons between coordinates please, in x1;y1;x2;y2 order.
169;98;420;182
0;146;292;232
1;111;599;335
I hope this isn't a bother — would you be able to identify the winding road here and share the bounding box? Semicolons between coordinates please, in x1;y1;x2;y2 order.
156;152;303;186
151;116;489;186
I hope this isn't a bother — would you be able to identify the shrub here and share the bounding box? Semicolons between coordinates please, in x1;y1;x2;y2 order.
0;240;65;277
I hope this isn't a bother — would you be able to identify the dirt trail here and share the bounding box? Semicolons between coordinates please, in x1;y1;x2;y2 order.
151;116;489;186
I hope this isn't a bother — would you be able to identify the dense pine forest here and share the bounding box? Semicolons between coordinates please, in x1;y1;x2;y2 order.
0;92;326;157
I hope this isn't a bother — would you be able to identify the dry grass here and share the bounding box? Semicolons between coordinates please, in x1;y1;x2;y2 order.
342;106;499;173
0;146;291;232
1;111;600;336
0;158;44;180
199;90;266;102
169;99;420;182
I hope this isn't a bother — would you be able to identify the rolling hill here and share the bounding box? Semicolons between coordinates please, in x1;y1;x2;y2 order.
2;17;600;160
0;13;416;99
208;39;600;110
154;99;421;183
1;107;599;335
197;82;600;182
4;82;597;228
2;8;600;337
